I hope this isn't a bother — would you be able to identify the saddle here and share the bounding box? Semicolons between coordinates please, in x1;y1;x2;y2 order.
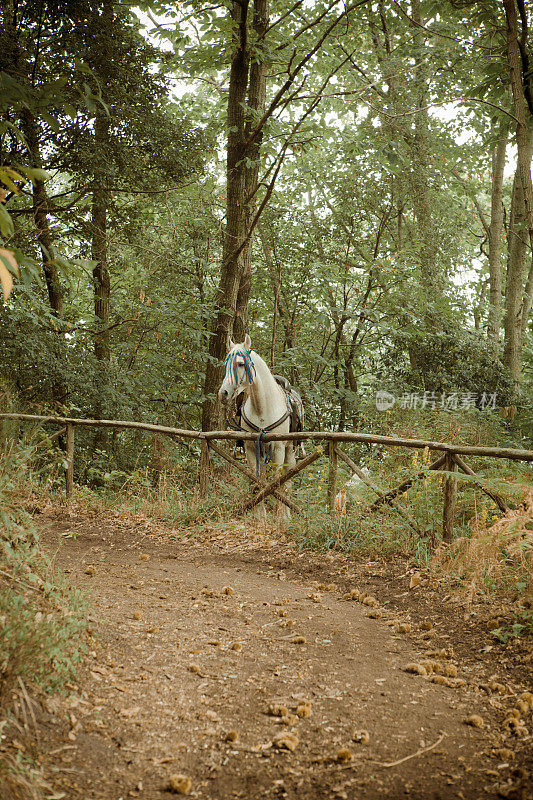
231;375;305;451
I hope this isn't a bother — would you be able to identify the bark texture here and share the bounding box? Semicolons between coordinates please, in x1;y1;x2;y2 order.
22;111;64;318
502;0;533;396
201;0;270;431
89;0;114;447
92;113;111;367
487;126;507;347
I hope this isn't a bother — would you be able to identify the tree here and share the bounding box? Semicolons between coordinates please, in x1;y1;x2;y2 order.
2;0;532;468
502;0;533;397
194;0;366;430
1;0;203;424
200;0;270;431
49;0;201;425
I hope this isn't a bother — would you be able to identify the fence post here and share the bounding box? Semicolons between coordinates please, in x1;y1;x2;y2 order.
327;440;337;513
442;452;458;542
199;439;210;499
66;423;75;497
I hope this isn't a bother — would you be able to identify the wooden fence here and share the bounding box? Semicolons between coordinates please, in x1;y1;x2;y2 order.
2;412;532;542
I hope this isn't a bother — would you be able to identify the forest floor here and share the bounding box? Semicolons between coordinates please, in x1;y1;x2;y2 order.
15;508;533;799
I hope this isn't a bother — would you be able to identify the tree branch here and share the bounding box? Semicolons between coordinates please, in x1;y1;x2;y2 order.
245;0;372;149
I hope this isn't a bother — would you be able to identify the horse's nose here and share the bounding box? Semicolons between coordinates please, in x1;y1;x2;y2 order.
218;387;229;403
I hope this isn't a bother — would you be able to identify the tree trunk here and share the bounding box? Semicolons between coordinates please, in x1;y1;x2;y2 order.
503;0;533;397
27;114;66;409
12;6;65;408
487;125;507;347
91;112;111;453
201;0;251;430
522;254;533;340
22;111;64;318
92;116;111;367
2;0;63;320
201;0;270;431
89;0;114;447
474;278;489;331
234;0;269;341
503;0;533;255
409;0;440;328
504;164;530;391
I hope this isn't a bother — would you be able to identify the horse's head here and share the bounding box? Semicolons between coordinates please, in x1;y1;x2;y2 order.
218;333;255;405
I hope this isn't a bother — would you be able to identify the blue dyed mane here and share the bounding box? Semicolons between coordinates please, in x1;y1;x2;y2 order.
223;348;256;385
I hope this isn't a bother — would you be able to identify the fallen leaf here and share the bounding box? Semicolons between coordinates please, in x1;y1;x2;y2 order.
166;774;192;795
272;731;299;751
120;706;141;718
0;248;19;301
409;572;422;589
336;748;353;763
464;714;484;728
268;703;289;717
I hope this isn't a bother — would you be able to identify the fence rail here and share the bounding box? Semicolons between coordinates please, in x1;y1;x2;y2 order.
2;412;532;542
2;413;532;460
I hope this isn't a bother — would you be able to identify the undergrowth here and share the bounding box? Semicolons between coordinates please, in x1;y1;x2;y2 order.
63;412;531;606
289;450;531;608
68;464;238;529
0;430;87;800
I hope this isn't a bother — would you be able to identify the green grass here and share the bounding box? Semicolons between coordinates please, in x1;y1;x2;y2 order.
0;431;88;800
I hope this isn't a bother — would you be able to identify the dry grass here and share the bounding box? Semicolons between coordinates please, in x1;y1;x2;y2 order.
432;486;533;604
0;753;46;800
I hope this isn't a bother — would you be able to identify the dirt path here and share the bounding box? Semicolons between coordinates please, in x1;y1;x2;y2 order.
31;514;532;800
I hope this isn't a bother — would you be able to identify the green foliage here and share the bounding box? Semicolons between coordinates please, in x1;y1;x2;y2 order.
0;0;207;436
0;743;46;800
67;456;242;530
491;607;533;643
285;411;529;580
0;430;87;708
376;328;515;403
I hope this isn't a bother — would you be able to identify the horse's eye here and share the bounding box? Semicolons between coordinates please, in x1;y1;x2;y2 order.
236;360;244;367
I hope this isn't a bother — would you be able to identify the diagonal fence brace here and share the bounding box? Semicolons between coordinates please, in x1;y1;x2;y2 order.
240;448;322;514
451;453;508;512
208;440;302;514
334;445;423;536
370;453;447;510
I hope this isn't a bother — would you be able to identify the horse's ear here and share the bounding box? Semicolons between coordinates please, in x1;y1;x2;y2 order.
244;333;251;350
228;337;235;350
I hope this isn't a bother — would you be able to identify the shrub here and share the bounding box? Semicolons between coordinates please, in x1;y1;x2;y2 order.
0;433;87;706
0;431;87;799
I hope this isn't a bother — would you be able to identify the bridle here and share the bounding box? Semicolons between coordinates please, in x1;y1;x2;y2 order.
223;348;256;387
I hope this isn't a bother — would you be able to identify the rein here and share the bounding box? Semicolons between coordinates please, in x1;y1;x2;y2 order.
241;406;291;476
240;406;291;435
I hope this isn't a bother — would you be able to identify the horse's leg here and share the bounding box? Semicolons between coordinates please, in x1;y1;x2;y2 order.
244;444;266;522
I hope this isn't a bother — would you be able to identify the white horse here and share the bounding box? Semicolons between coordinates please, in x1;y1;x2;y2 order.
218;334;296;518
